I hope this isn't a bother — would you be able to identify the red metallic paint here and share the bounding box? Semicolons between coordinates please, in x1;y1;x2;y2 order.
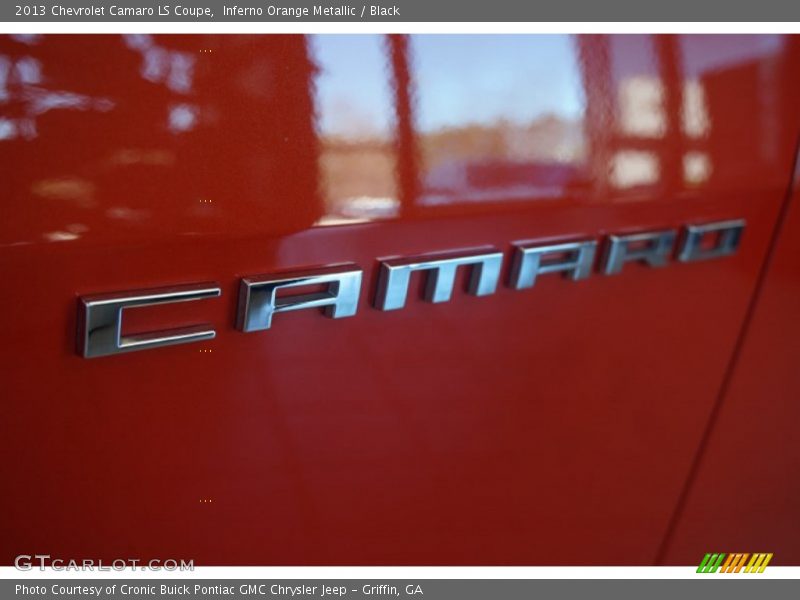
660;149;800;566
0;34;798;565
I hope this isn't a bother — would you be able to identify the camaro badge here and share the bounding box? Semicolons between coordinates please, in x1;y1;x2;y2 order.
77;219;744;358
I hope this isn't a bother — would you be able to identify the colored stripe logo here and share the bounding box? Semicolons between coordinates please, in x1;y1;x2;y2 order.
697;553;773;573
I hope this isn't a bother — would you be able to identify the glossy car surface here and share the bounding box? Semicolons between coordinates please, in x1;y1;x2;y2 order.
1;34;798;565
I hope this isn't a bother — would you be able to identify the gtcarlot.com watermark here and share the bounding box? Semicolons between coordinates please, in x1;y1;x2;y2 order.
15;554;194;571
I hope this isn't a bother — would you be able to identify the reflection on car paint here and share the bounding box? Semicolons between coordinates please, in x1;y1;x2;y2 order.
0;34;792;246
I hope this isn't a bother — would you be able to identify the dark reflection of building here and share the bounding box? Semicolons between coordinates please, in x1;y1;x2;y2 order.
0;35;321;246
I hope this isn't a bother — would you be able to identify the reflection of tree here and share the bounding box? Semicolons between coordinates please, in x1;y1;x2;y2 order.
412;115;586;204
420;115;584;168
406;36;593;207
